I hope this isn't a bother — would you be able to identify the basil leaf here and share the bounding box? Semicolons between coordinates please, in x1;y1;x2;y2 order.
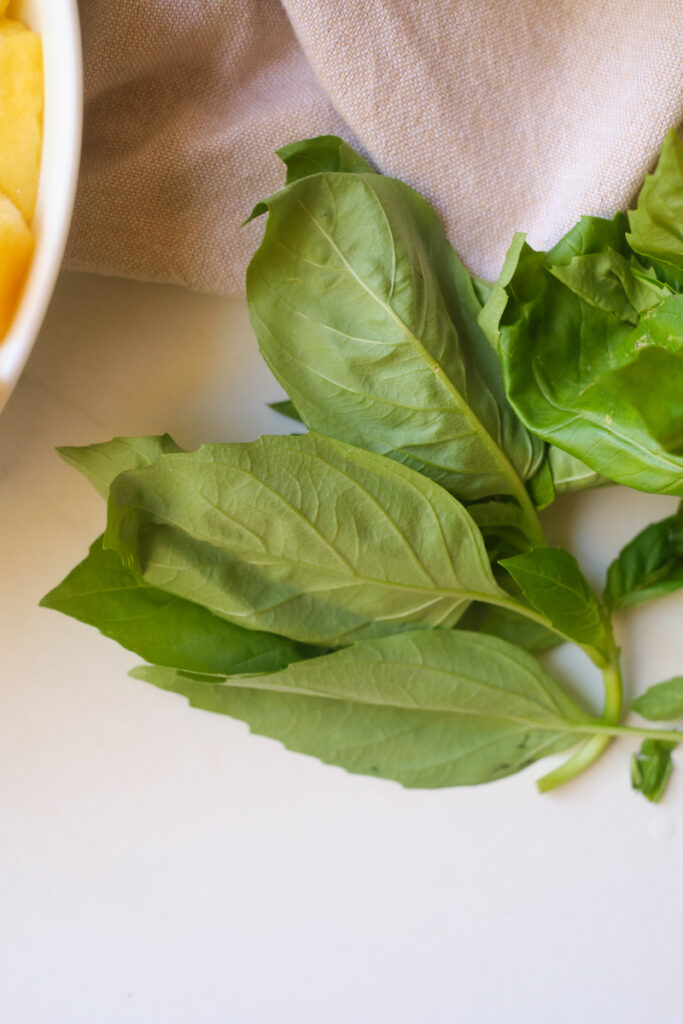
604;506;683;611
268;399;304;424
627;129;683;288
40;536;316;675
58;434;183;499
277;135;374;184
631;739;677;803
499;244;683;496
104;432;507;647
131;629;590;787
632;677;683;721
500;548;607;658
458;603;561;654
247;169;542;502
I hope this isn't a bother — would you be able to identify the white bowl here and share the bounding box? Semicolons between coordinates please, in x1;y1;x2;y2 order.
0;0;82;412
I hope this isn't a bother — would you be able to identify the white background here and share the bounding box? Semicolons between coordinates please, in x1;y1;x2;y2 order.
1;272;682;1024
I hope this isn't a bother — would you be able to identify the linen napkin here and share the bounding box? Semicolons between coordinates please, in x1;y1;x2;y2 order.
66;0;683;295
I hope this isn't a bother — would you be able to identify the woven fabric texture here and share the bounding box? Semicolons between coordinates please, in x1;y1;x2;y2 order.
66;0;683;294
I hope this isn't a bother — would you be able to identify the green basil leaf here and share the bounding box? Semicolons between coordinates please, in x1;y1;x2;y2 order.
131;629;590;788
627;129;683;288
457;603;561;654
500;547;607;658
631;739;677;803
41;536;317;675
604;506;683;611
499;244;683;496
267;399;304;424
277;135;374;184
247;170;542;502
632;677;683;721
58;434;183;499
104;432;507;647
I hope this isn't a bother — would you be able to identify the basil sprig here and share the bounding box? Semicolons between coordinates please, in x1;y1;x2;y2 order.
43;131;683;801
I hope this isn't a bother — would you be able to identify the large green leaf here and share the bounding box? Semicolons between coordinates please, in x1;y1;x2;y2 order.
604;505;683;611
499;245;683;495
632;677;683;721
247;169;542;502
41;536;317;675
58;434;183;499
627;129;683;288
500;547;608;660
132;629;591;788
104;432;508;647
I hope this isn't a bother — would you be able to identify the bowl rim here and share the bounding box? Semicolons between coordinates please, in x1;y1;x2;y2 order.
0;0;83;413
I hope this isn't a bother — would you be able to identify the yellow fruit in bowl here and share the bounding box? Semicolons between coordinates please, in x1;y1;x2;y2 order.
0;17;42;223
0;191;33;338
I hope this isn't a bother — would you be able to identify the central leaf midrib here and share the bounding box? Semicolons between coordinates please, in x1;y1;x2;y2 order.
179;668;588;731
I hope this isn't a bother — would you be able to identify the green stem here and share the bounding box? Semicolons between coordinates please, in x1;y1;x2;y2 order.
584;722;683;744
538;629;623;793
537;734;612;794
514;483;546;550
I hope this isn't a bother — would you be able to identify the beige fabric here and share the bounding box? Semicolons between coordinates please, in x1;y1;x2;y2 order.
66;0;683;294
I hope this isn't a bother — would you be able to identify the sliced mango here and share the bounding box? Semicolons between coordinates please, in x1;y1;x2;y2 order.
0;19;42;222
0;191;33;337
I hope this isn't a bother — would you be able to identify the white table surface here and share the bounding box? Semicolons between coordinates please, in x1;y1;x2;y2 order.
1;271;682;1024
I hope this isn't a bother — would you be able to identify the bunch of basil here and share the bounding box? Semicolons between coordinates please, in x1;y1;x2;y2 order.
43;131;683;801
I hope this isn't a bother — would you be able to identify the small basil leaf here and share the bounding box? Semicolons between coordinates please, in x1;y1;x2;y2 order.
631;677;683;721
631;739;677;803
41;536;317;675
500;548;607;657
104;432;507;647
277;135;374;184
131;629;590;788
498;245;683;496
268;399;304;424
58;434;183;499
248;170;542;502
604;506;683;611
627;129;683;288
